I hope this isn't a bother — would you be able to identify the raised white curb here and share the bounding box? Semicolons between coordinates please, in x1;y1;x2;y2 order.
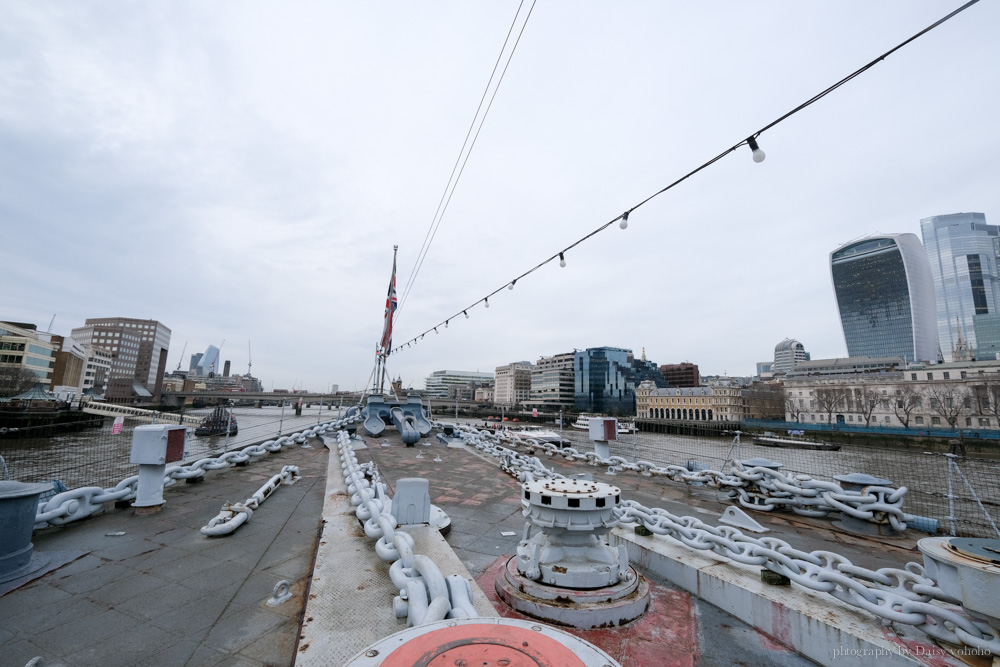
609;527;966;667
295;435;497;667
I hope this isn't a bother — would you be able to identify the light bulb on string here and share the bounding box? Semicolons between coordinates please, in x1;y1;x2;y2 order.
463;310;469;319
434;327;438;334
445;320;449;328
746;136;766;163
509;279;516;291
485;297;490;308
620;211;629;230
559;252;566;268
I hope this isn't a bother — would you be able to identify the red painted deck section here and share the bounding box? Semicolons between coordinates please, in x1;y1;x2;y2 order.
476;555;699;667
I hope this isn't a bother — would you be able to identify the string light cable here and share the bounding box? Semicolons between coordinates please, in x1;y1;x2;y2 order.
389;0;982;355
395;0;537;325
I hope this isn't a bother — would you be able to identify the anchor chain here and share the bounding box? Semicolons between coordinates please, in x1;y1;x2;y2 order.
34;413;364;527
453;424;999;657
335;429;478;627
471;428;911;531
200;465;301;536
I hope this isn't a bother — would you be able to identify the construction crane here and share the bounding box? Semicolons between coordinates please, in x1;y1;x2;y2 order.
46;315;56;333
175;342;187;372
247;340;252;377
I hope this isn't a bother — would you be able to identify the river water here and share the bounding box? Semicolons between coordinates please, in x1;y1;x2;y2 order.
1;403;345;494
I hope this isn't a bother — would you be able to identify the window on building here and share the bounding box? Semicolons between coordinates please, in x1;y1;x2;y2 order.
927;373;934;380
966;418;973;426
931;417;941;425
961;372;967;379
979;418;990;427
884;416;890;423
916;416;924;425
911;373;917;380
943;372;950;380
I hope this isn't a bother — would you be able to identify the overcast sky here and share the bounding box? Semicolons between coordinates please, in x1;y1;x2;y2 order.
2;2;998;393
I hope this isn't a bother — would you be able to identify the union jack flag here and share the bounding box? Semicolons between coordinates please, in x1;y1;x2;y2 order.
379;252;397;355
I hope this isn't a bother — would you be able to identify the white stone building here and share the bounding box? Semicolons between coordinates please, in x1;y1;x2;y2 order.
784;358;1000;430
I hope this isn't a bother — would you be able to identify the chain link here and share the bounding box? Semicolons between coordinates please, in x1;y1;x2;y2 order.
34;415;361;527
334;429;478;626
478;429;912;531
200;465;301;536
453;424;999;657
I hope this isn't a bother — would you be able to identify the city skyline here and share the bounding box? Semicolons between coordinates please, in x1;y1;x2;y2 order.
2;3;998;391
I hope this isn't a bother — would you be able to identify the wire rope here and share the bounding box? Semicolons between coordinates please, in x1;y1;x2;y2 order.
390;0;982;355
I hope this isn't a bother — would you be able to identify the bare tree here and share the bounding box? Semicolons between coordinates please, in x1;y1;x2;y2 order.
892;385;922;428
853;386;883;426
972;375;1000;423
814;386;846;424
784;394;802;422
927;385;971;429
0;367;38;398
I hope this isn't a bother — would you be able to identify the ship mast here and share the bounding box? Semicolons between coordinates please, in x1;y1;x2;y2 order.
375;245;398;396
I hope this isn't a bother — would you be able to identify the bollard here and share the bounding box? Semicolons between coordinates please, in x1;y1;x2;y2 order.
0;481;52;582
130;425;186;513
589;417;616;460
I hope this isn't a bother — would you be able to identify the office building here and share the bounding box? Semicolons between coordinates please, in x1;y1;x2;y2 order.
830;233;938;363
0;321;57;392
194;345;221;376
574;347;667;415
494;361;533;407
80;345;113;396
772;339;810;375
921;212;1000;361
49;334;86;393
71;318;171;403
424;370;494;399
658;362;700;387
527;352;576;411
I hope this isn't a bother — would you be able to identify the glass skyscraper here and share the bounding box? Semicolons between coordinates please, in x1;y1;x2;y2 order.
920;212;1000;361
573;347;666;414
830;233;938;363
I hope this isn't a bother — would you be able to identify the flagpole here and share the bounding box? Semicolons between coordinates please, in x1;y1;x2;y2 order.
377;245;398;396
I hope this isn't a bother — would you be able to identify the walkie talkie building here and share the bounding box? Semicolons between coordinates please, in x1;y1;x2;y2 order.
830;233;938;363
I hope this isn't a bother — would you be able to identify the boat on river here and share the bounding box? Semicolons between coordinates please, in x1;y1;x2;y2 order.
752;435;839;451
508;426;571;447
195;405;238;436
571;413;602;429
618;420;636;434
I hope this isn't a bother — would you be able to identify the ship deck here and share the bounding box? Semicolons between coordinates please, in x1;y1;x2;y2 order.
0;425;955;666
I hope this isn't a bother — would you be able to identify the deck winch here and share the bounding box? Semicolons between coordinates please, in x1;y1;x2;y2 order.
495;477;650;628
